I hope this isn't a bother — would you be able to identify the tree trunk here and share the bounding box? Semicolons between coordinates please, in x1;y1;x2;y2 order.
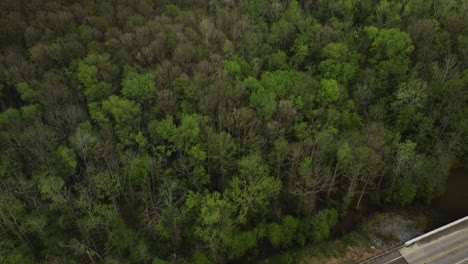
301;191;317;217
327;161;340;201
356;181;368;209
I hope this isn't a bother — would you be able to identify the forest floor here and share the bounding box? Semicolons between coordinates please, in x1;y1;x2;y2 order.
300;241;395;264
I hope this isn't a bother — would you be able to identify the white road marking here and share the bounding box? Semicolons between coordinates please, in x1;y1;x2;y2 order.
455;257;468;264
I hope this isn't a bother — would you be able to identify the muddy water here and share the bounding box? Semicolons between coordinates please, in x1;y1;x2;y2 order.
433;169;468;220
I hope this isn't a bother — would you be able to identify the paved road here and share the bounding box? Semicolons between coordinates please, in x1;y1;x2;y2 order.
363;221;468;264
400;226;468;264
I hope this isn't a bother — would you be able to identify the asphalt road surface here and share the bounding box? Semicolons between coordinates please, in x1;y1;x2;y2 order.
364;221;468;264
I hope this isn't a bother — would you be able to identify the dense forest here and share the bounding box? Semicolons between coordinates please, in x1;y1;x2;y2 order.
0;0;467;263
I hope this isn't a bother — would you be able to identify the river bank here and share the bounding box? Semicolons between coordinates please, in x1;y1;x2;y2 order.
259;169;468;264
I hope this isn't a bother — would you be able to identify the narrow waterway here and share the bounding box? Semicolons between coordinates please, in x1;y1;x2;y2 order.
433;169;468;220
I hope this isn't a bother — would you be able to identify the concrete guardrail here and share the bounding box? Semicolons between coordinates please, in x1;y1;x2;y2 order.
359;215;468;264
404;216;468;246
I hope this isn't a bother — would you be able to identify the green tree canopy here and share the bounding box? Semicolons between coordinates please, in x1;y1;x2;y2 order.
121;71;157;103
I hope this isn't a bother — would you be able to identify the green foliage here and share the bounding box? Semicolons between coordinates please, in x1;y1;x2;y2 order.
156;114;202;151
249;85;277;119
396;174;418;206
267;215;301;248
222;40;234;57
39;175;66;206
225;154;282;223
369;27;414;77
15;82;35;102
0;240;35;264
309;209;339;242
226;229;258;260
191;251;212;264
395;105;433;146
248;70;309;119
152;257;168;264
260;70;306;98
269;19;295;49
121;71;157;102
76;54;115;101
164;5;180;19
317;79;340;106
416;155;453;204
267;51;289;70
185;191;232;258
135;131;148;148
107;223;134;254
197;192;227;226
56;146;77;171
92;170;120;199
291;44;310;67
375;0;402;26
266;222;282;247
319;43;360;85
223;56;253;80
372;28;414;59
223;60;242;78
155;115;209;187
388;140;422;205
127;153;151;187
90;95;142;145
20;104;41;120
0;1;465;263
0;108;20;129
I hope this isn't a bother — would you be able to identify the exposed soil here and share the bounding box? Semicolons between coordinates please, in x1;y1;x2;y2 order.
300;243;395;264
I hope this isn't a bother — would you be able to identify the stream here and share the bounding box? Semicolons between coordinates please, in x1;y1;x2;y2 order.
432;169;468;220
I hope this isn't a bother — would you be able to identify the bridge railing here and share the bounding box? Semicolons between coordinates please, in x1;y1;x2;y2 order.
359;215;468;264
404;216;468;246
